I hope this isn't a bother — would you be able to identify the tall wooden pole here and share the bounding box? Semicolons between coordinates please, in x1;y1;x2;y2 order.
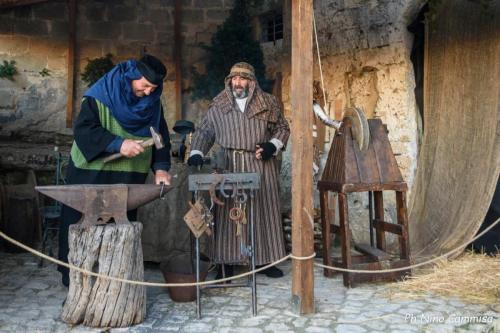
290;0;314;314
66;0;76;128
174;0;182;120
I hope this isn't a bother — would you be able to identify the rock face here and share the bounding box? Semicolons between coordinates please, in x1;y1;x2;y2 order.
278;0;424;250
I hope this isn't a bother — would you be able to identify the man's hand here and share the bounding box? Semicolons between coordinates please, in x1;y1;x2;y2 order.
255;142;277;161
187;154;203;167
155;170;172;185
120;139;144;157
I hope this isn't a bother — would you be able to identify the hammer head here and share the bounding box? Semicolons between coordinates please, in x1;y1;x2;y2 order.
149;126;165;149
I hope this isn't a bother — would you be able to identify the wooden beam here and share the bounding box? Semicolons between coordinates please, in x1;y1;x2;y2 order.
373;218;403;235
290;0;314;314
174;0;182;121
354;244;391;261
65;0;76;128
0;0;48;9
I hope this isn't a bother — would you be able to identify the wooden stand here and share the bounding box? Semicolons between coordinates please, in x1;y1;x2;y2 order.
319;190;411;287
318;119;411;287
61;223;146;327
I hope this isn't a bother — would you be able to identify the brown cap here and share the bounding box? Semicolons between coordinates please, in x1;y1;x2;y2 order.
226;62;256;81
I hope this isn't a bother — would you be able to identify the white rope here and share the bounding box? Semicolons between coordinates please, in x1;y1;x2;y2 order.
290;252;317;260
0;218;497;284
0;229;290;287
313;8;328;109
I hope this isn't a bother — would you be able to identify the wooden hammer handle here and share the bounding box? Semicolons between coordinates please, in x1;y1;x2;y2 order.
102;139;155;163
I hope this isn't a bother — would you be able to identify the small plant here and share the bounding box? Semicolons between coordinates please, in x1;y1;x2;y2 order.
39;68;51;77
81;53;114;87
0;60;18;81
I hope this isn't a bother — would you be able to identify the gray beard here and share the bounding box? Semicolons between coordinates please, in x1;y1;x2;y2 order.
232;88;249;99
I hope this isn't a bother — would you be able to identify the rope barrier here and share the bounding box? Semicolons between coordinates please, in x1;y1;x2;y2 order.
290;252;317;260
0;218;497;286
0;229;290;287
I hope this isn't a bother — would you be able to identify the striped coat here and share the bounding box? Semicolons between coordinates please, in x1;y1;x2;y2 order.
191;79;290;265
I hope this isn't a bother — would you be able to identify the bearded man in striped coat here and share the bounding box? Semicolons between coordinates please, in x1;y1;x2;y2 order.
188;62;290;278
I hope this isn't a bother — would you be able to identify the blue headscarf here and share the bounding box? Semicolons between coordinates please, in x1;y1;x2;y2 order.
84;60;162;137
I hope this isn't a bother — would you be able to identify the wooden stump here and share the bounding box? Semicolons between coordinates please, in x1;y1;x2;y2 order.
61;222;146;327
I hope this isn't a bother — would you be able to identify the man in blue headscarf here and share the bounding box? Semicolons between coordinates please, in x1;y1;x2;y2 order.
58;54;172;287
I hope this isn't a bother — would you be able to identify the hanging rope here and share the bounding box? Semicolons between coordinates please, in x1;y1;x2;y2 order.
313;8;328;109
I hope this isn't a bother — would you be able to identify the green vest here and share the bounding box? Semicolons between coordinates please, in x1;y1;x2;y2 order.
70;99;153;174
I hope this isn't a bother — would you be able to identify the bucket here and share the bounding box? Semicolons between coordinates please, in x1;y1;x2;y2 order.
160;253;209;302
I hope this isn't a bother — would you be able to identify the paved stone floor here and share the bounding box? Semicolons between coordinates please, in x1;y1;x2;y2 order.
0;250;498;333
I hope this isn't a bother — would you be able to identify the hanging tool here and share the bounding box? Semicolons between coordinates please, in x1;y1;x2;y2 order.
208;174;225;206
184;198;213;238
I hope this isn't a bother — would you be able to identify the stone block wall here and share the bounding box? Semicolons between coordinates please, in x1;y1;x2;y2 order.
0;1;71;140
0;0;233;142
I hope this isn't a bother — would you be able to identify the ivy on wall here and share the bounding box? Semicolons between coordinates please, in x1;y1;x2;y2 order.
0;60;18;81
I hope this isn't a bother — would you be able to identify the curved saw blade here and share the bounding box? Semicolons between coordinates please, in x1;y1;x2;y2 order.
343;107;370;151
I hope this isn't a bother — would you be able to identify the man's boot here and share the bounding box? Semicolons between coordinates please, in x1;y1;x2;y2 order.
256;265;284;278
215;264;234;283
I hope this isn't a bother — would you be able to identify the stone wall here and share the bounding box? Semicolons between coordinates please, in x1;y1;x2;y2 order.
0;0;285;145
0;0;233;141
0;1;71;139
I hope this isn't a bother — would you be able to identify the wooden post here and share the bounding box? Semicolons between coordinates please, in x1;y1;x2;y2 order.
396;191;410;259
290;0;314;314
66;0;76;128
338;193;352;287
174;0;182;121
319;190;333;278
374;191;386;251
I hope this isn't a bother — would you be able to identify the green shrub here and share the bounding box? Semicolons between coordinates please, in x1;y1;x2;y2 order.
0;60;18;81
190;0;269;100
81;54;114;87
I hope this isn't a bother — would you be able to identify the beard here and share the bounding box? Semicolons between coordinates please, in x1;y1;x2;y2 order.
232;85;249;99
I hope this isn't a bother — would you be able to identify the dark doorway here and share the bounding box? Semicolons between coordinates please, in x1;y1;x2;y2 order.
470;179;500;255
407;4;428;132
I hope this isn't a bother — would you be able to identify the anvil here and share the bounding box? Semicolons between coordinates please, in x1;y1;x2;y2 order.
36;184;171;227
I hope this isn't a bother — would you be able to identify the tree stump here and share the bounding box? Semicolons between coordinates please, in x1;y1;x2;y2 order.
61;222;146;327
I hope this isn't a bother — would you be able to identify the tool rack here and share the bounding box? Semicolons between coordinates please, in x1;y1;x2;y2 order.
188;172;261;318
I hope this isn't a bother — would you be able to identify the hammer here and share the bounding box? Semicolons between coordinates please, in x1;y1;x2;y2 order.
103;126;164;163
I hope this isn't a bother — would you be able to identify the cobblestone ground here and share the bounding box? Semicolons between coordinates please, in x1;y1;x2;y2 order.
0;251;498;333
